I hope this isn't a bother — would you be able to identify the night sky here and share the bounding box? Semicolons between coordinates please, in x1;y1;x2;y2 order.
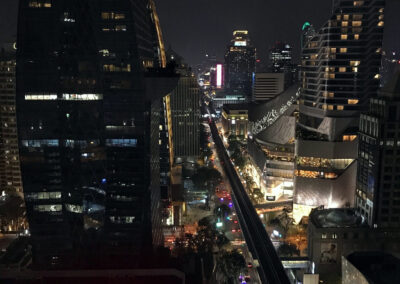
1;0;399;66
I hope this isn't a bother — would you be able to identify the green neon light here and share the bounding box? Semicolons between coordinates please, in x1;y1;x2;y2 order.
302;22;311;31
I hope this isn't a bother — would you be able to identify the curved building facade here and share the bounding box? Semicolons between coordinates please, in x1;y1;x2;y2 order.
294;0;385;221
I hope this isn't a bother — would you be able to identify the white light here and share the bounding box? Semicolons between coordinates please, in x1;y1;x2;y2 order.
273;230;280;237
216;222;223;228
216;64;223;88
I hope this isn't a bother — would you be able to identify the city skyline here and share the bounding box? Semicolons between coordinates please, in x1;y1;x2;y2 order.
1;1;400;66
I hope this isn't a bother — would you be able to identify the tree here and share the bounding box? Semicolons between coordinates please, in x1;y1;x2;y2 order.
252;188;265;204
267;207;295;238
277;242;300;257
214;204;231;219
192;167;222;192
216;249;246;283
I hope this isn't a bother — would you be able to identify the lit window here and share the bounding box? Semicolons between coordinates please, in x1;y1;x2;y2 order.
34;204;62;212
352;21;362;27
350;61;360;66
353;1;364;6
65;204;83;213
62;94;103;100
339;67;346;72
378;21;384;27
22;140;59;147
25;93;57;100
341;34;348;40
348;99;359;104
343;15;350;21
328;105;334;111
29;1;51;8
374;74;381;79
330;48;336;53
340;48;347;53
322;233;327;239
329;92;334;98
106;139;137;147
342;21;348;27
354;34;360;40
337;105;344;111
103;64;131;72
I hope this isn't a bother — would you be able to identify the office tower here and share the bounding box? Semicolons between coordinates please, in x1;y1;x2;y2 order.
269;42;292;73
252;73;285;101
0;44;22;195
170;76;200;162
17;0;176;268
294;0;385;221
224;30;256;99
380;51;400;87
356;71;400;227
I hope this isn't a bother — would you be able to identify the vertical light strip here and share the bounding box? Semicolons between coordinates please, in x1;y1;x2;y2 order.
216;64;223;88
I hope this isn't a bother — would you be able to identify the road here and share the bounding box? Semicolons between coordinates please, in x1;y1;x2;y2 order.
208;115;291;284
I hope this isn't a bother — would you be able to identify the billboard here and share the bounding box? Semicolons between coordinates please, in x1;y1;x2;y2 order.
216;64;223;89
320;243;337;264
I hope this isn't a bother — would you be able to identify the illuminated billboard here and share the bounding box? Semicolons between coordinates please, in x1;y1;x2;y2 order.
216;64;223;88
234;41;247;46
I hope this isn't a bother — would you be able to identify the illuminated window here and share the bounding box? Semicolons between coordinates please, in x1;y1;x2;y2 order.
62;94;102;100
22;140;59;147
343;15;350;21
330;48;337;53
341;34;348;40
348;99;359;104
115;25;127;31
337;105;344;111
353;1;364;6
374;74;381;79
329;92;334;98
323;91;328;98
322;104;327;110
352;21;362;27
354;34;360;40
25;93;57;100
342;21;348;27
378;21;384;27
339;67;346;72
336;15;342;20
26;192;62;200
328;105;334;111
65;204;83;213
106;139;137;147
350;60;360;66
101;12;126;20
103;64;131;72
34;204;62;212
340;48;347;53
29;1;51;8
343;135;357;141
109;216;136;224
322;233;327;239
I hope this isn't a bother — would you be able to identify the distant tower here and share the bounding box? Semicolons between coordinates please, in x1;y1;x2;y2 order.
224;30;256;100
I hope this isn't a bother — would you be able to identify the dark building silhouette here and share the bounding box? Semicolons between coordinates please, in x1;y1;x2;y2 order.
224;30;255;100
17;0;177;269
357;70;400;227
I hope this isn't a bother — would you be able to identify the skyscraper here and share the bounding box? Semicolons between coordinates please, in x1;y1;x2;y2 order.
0;44;22;195
224;30;256;100
356;70;400;228
17;0;177;268
269;42;292;73
294;0;385;221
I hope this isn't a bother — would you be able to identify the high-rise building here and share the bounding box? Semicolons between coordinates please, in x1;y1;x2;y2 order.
224;30;256;99
17;0;177;268
294;0;385;221
0;44;22;195
301;22;317;49
252;73;285;101
269;42;292;73
356;71;400;227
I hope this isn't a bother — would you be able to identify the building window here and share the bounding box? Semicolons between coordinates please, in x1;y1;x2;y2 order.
101;12;126;20
34;204;62;212
339;67;347;72
322;233;327;239
341;34;348;40
354;34;360;40
342;21;348;27
340;48;347;53
348;99;359;104
29;0;51;8
22;140;59;148
350;60;361;66
25;93;57;100
343;135;357;141
105;139;137;147
103;64;131;72
337;105;344;111
353;1;364;6
352;21;362;27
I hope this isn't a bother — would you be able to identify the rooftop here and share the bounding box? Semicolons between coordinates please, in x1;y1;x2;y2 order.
346;251;400;284
310;208;366;228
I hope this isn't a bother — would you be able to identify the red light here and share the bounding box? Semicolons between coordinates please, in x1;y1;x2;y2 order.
232;229;236;232
234;220;238;224
256;59;261;63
